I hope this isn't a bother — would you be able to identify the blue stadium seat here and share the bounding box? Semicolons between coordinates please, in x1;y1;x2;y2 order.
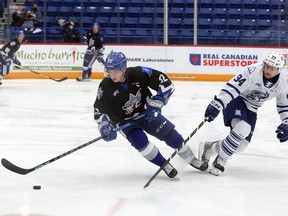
214;0;228;7
172;0;187;7
69;17;81;27
213;18;227;29
258;9;272;19
110;17;124;26
102;0;117;6
151;29;163;36
113;6;127;16
257;19;272;30
227;19;241;29
168;29;179;37
62;0;79;6
243;0;257;8
139;17;153;26
181;29;193;37
242;19;257;30
200;0;214;8
228;8;242;19
183;18;193;27
130;0;144;6
105;29;117;36
135;29;150;36
82;17;96;28
257;0;271;9
154;17;164;26
60;6;74;16
99;6;114;15
184;7;194;17
124;17;139;27
95;17;110;27
47;6;60;16
121;29;135;36
197;29;212;37
142;7;156;16
127;7;142;16
243;8;257;19
169;18;183;28
74;6;85;15
229;0;243;8
86;7;98;17
211;29;226;38
49;0;63;6
198;18;212;29
199;8;213;18
45;16;57;27
156;7;164;15
214;8;228;18
226;30;240;38
170;7;185;17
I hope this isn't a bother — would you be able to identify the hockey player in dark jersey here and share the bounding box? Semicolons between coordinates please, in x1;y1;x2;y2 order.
0;31;24;85
93;51;208;179
76;23;105;82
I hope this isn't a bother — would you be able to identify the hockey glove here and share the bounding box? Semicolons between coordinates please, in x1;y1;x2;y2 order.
13;58;21;66
145;96;165;122
275;121;288;143
205;96;223;122
98;116;117;142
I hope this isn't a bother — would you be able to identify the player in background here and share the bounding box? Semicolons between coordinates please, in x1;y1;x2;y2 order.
0;31;24;85
76;23;104;82
93;51;208;178
199;51;288;176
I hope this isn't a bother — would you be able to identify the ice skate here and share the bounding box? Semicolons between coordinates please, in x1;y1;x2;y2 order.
76;74;91;82
198;141;218;163
210;155;226;176
190;157;208;171
162;163;178;178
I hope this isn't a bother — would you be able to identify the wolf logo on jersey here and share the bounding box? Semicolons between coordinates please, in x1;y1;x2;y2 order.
246;90;269;102
122;90;142;114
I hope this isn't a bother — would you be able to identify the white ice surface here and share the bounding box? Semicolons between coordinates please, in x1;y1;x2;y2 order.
1;79;288;216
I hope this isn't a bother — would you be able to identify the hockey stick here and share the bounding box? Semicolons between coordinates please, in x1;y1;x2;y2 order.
1;117;144;175
17;65;68;82
143;118;207;188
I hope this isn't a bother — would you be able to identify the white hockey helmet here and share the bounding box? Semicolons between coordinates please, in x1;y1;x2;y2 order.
263;51;285;69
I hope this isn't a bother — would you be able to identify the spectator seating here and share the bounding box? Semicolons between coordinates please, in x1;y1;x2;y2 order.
10;0;286;45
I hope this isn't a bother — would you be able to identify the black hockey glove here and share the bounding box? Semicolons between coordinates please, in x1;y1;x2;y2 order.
275;121;288;143
205;96;223;122
13;58;21;66
98;115;117;142
145;96;165;122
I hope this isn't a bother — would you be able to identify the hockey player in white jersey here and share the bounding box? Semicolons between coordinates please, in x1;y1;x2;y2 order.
199;51;288;176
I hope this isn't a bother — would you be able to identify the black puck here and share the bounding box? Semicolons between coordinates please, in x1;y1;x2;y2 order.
33;185;41;190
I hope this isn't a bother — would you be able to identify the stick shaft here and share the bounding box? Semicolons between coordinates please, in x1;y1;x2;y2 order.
17;65;68;82
143;119;207;188
1;121;136;175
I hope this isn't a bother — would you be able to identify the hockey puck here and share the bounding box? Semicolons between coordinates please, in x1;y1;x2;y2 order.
33;185;41;190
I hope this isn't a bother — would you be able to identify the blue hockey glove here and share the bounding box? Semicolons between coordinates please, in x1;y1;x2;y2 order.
205;96;223;122
145;96;165;122
98;116;117;142
275;121;288;143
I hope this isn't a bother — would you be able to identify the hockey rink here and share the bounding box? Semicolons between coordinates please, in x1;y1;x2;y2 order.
1;79;288;216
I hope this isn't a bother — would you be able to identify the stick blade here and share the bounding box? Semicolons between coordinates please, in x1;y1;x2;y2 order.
55;77;68;82
1;158;32;175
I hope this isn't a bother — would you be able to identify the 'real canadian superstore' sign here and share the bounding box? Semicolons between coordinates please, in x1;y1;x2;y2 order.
14;44;288;75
